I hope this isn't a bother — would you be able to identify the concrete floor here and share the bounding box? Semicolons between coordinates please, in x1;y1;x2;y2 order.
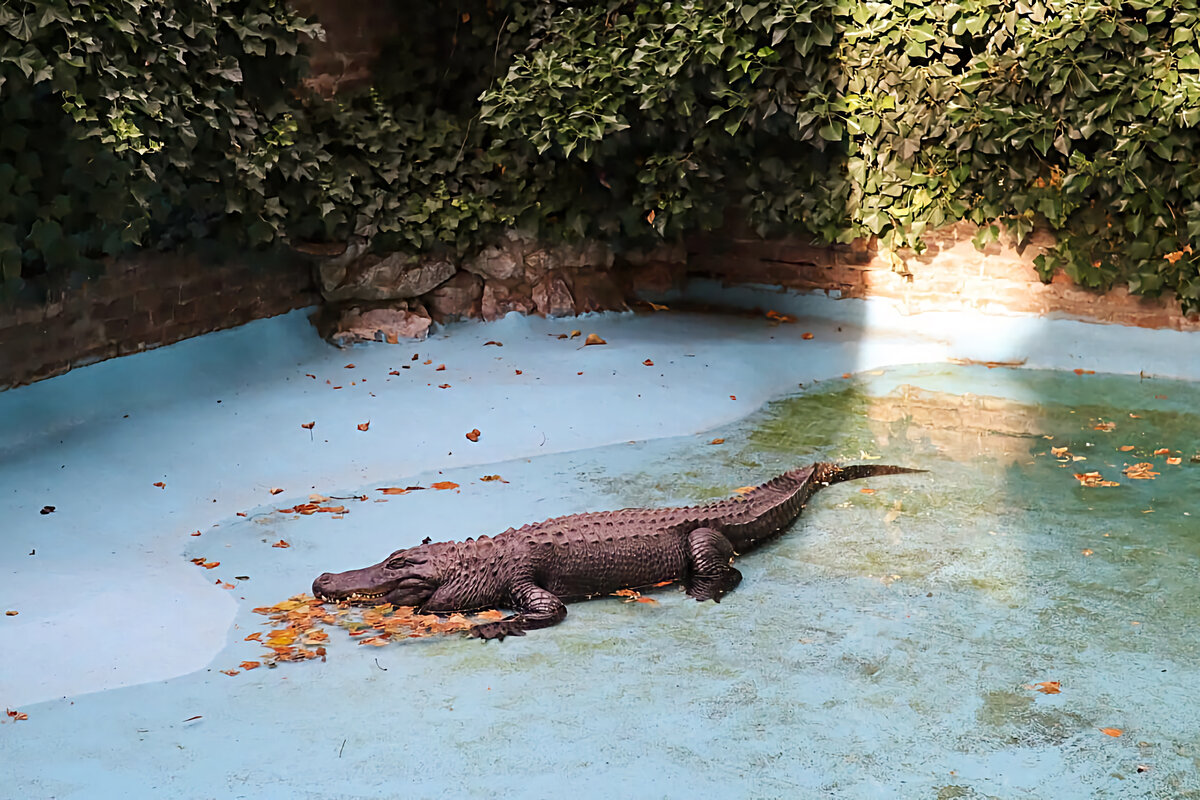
1;283;1198;799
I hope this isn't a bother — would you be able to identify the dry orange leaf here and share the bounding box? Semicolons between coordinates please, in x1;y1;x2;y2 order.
7;709;29;720
344;363;355;369
643;359;654;366
305;373;316;379
219;581;235;589
436;364;446;371
801;332;814;340
1166;457;1182;465
1153;448;1170;455
1119;445;1135;452
1035;681;1061;694
5;610;17;616
1093;421;1116;431
1081;549;1094;556
583;333;606;346
1100;728;1123;737
480;475;508;483
765;310;796;323
1123;463;1160;480
220;669;240;676
1155;394;1167;399
438;384;451;389
646;209;656;224
301;422;315;430
484;341;502;346
475;609;505;620
710;438;725;445
239;661;261;671
423;359;432;365
734;486;755;495
153;481;165;489
860;488;876;495
842;373;852;379
730;394;737;400
466;429;481;442
236;512;247;517
244;632;263;642
357;421;370;432
431;481;459;491
377;487;412;495
1074;472;1120;488
635;597;658;604
389;370;400;376
514;369;523;375
191;558;221;569
1051;446;1070;457
270;488;284;495
1073;368;1095;375
272;540;291;548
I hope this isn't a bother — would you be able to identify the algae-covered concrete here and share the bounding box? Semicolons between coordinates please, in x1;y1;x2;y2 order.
1;285;1198;798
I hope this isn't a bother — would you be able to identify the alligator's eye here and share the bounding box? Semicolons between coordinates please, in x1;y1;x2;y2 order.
385;557;408;570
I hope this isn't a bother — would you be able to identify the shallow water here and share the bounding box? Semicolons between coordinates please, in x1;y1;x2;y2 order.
4;362;1199;799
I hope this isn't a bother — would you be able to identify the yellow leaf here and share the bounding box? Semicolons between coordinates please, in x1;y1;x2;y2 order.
583;333;606;346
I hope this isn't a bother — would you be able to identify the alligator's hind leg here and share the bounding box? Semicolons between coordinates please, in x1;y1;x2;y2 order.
470;581;566;641
684;527;742;602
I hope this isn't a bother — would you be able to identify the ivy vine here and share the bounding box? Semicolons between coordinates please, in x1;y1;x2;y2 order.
3;0;1200;312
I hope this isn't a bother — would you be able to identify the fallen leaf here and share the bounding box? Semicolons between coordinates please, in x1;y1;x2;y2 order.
643;359;654;366
430;481;459;491
389;370;400;376
635;597;658;604
153;481;165;489
557;334;568;340
423;359;432;365
860;488;876;495
357;421;370;431
438;384;451;389
40;505;55;515
1155;394;1167;399
483;341;503;347
710;438;725;445
583;333;606;346
1100;728;1123;737
310;494;329;502
476;609;505;620
272;540;291;548
1153;448;1170;455
4;610;16;616
1073;368;1095;375
190;558;221;569
514;369;523;375
734;486;755;495
646;301;669;311
1166;457;1182;465
1035;681;1062;694
436;364;445;371
765;310;796;323
802;332;814;340
239;661;261;671
842;373;852;379
1093;421;1116;432
344;363;355;369
220;669;240;676
646;209;656;224
219;581;235;589
244;632;263;642
730;395;737;400
1119;445;1135;452
1123;463;1160;480
305;373;316;379
1074;472;1120;487
191;530;201;536
652;580;675;587
480;475;508;483
236;512;247;517
1051;446;1070;457
270;488;284;495
301;422;315;430
378;487;412;495
465;429;481;442
6;709;28;721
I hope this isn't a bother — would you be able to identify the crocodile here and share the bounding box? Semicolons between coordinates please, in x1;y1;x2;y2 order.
312;462;921;639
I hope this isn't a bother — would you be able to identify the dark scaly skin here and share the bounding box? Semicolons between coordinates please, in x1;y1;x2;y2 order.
312;463;922;639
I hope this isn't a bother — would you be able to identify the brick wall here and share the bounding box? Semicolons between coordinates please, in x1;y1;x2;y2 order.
290;0;400;97
0;253;317;390
686;222;1200;332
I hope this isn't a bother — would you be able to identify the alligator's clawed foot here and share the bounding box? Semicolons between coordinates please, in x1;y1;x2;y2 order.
469;620;527;641
686;567;743;603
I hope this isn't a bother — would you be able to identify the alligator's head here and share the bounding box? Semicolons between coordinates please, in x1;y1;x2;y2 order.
312;543;444;608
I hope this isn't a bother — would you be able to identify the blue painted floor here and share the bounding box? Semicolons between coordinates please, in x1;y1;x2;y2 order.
2;283;1198;799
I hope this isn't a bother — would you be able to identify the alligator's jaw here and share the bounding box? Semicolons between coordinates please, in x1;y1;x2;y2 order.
312;568;400;605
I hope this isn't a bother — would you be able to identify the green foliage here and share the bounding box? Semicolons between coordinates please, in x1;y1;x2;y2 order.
5;0;1200;312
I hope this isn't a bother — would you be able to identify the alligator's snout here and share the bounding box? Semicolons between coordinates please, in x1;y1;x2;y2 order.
312;572;336;598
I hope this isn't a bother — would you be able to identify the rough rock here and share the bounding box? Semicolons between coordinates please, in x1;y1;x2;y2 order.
627;260;685;294
522;248;559;282
425;271;484;321
328;305;432;346
320;252;456;302
572;270;628;313
464;243;522;281
531;272;576;317
480;281;536;322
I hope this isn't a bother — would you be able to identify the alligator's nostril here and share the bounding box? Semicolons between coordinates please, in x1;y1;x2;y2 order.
313;572;334;592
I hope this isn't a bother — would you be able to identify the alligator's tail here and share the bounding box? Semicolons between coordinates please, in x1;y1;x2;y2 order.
810;462;926;487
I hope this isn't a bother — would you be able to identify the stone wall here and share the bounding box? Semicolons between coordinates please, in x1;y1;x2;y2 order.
686;222;1200;332
0;254;317;389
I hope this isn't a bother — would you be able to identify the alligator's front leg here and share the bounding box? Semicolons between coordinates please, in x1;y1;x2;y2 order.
469;581;567;641
684;527;742;602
